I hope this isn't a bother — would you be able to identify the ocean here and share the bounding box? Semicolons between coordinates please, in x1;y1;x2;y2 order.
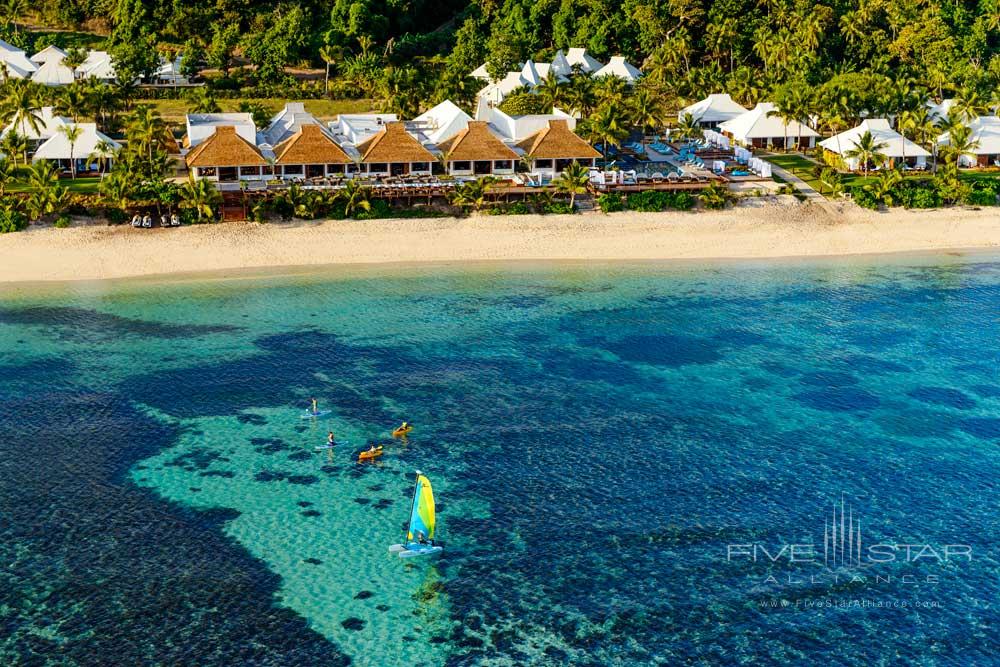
1;258;998;666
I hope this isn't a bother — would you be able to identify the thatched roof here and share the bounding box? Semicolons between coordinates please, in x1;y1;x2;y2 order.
516;120;600;159
273;124;351;164
437;121;518;162
356;122;435;163
186;126;266;168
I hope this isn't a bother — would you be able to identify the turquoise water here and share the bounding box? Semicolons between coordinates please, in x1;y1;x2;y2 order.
1;258;999;666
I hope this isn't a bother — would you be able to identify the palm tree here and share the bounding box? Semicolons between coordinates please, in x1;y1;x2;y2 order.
334;179;373;218
0;80;44;146
536;73;565;111
552;161;590;211
319;44;340;96
818;167;844;197
88;138;116;178
179;175;222;223
1;130;27;167
187;87;221;114
675;112;703;140
0;157;14;195
25;160;69;221
629;87;668;152
127;106;172;165
58;124;83;179
565;75;596;116
449;177;496;212
585;103;629;166
844;131;888;176
56;85;90;122
2;0;25;33
865;168;903;207
940;125;980;167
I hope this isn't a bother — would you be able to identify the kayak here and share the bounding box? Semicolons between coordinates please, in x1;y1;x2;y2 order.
392;425;413;437
300;410;331;420
357;446;384;462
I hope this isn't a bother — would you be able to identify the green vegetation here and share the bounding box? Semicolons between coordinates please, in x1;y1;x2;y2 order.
599;190;696;212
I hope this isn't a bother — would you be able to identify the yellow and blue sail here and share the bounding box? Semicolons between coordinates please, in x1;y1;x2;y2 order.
405;474;436;545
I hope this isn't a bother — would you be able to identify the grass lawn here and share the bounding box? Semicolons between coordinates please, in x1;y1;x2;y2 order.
148;98;376;124
22;29;107;51
7;177;102;194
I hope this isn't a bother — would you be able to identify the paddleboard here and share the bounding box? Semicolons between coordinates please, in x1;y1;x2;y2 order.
300;410;331;419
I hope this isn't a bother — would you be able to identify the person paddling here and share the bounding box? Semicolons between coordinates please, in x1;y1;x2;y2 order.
327;431;336;446
310;397;318;415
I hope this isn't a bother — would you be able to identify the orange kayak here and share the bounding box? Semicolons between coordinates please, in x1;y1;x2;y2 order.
392;425;413;438
358;446;384;462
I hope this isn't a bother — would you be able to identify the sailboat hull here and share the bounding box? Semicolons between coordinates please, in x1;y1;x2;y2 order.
388;543;442;558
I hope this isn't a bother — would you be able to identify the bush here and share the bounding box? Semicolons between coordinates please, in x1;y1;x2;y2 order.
597;193;625;212
626;190;671;212
106;208;129;225
542;202;573;214
966;189;997;206
0;207;28;233
354;199;393;220
897;183;941;209
851;185;879;210
670;192;695;210
54;215;71;228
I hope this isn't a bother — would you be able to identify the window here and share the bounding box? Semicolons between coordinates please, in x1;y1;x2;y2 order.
452;161;471;171
283;164;304;175
367;163;388;173
346;163;360;173
198;167;218;177
262;165;274;176
411;162;429;172
327;164;345;174
493;160;513;171
535;159;553;169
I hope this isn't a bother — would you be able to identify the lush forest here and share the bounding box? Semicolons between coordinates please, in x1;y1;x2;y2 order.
5;0;1000;113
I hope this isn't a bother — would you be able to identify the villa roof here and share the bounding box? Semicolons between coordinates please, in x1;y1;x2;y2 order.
937;115;1000;155
1;106;68;141
719;102;819;139
31;45;67;65
0;39;38;79
516;119;600;159
680;94;748;123
566;48;602;73
186;125;266;168
412;100;471;144
273;123;351;164
593;56;642;82
32;123;120;161
356;122;435;163
819;119;931;158
31;59;75;86
438;121;519;162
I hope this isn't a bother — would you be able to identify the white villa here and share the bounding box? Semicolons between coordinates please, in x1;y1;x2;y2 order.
820;119;930;170
412;100;472;144
473;48;641;105
76;51;116;82
937;116;1000;168
680;94;749;128
0;39;39;79
719;102;819;149
185;113;257;149
1;106;69;145
32;122;120;173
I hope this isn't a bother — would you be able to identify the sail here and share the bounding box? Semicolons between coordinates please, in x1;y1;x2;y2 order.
406;474;436;543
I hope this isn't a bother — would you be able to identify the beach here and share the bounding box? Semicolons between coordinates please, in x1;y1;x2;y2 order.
2;199;999;283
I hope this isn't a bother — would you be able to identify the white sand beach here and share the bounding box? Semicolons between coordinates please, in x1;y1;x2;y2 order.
2;200;999;283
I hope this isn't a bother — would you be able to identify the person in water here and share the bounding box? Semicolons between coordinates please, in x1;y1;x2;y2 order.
327;431;335;446
311;397;318;414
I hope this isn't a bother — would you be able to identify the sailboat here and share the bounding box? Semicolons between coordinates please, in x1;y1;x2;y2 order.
388;471;443;559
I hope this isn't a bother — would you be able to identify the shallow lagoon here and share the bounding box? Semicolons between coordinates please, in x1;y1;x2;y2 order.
1;258;999;665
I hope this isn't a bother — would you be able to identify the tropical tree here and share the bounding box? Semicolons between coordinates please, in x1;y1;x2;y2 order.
187;87;221;114
844;131;888;176
0;157;14;195
319;44;340;96
334;179;373;217
675;112;703;140
629;86;668;151
179;175;222;223
939;124;980;167
0;81;43;146
552;161;591;211
25;160;70;221
699;181;731;209
58;124;83;179
536;73;566;111
865;168;903;207
1;130;27;167
818;167;844;197
449;176;496;212
585;103;629;165
55;85;90;122
88;138;117;178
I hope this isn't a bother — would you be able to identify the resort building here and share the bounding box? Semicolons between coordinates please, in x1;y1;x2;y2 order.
31;58;76;86
565;48;603;73
185;125;269;183
259;102;325;148
329;114;398;146
75;51;116;82
516;119;600;176
0;39;39;79
151;55;189;86
820;119;930;170
719;102;819;149
1;106;69;145
272;123;354;179
476;103;577;142
927;98;957;121
550;50;572;78
30;45;68;66
185;113;257;149
937;116;1000;167
412;100;472;145
592;56;642;83
355;122;435;177
31;122;120;173
436;121;519;176
679;94;749;128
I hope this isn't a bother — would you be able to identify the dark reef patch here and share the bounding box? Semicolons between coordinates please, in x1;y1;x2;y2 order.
959;418;1000;440
199;469;236;479
799;371;858;387
287;451;313;461
0;305;239;342
301;509;321;517
793;387;880;412
599;334;724;367
341;618;366;631
303;557;322;565
236;413;268;425
354;590;374;600
907;387;976;410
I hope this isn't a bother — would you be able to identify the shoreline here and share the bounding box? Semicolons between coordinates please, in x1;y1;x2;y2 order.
2;200;1000;284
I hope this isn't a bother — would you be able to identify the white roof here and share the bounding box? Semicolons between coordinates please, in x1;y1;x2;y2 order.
593;56;641;82
185;113;257;148
31;59;76;86
76;51;116;80
261;102;321;147
819;119;931;158
520;60;542;88
551;50;572;77
937;115;1000;154
680;94;748;123
0;39;38;79
330;113;399;145
1;106;69;141
412;100;472;144
927;98;956;121
565;48;602;73
32;123;121;161
31;45;67;65
478;71;528;105
154;55;187;81
719;102;819;139
470;63;490;81
482;105;576;142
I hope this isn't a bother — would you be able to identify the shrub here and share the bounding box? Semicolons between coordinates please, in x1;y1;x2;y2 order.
626;190;671;212
966;189;997;206
851;185;879;210
54;215;71;228
106;208;128;225
897;183;941;209
0;207;28;233
597;193;625;212
354;199;393;220
542;202;573;214
669;192;695;210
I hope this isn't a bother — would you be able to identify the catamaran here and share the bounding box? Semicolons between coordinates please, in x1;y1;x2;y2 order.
389;471;443;559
